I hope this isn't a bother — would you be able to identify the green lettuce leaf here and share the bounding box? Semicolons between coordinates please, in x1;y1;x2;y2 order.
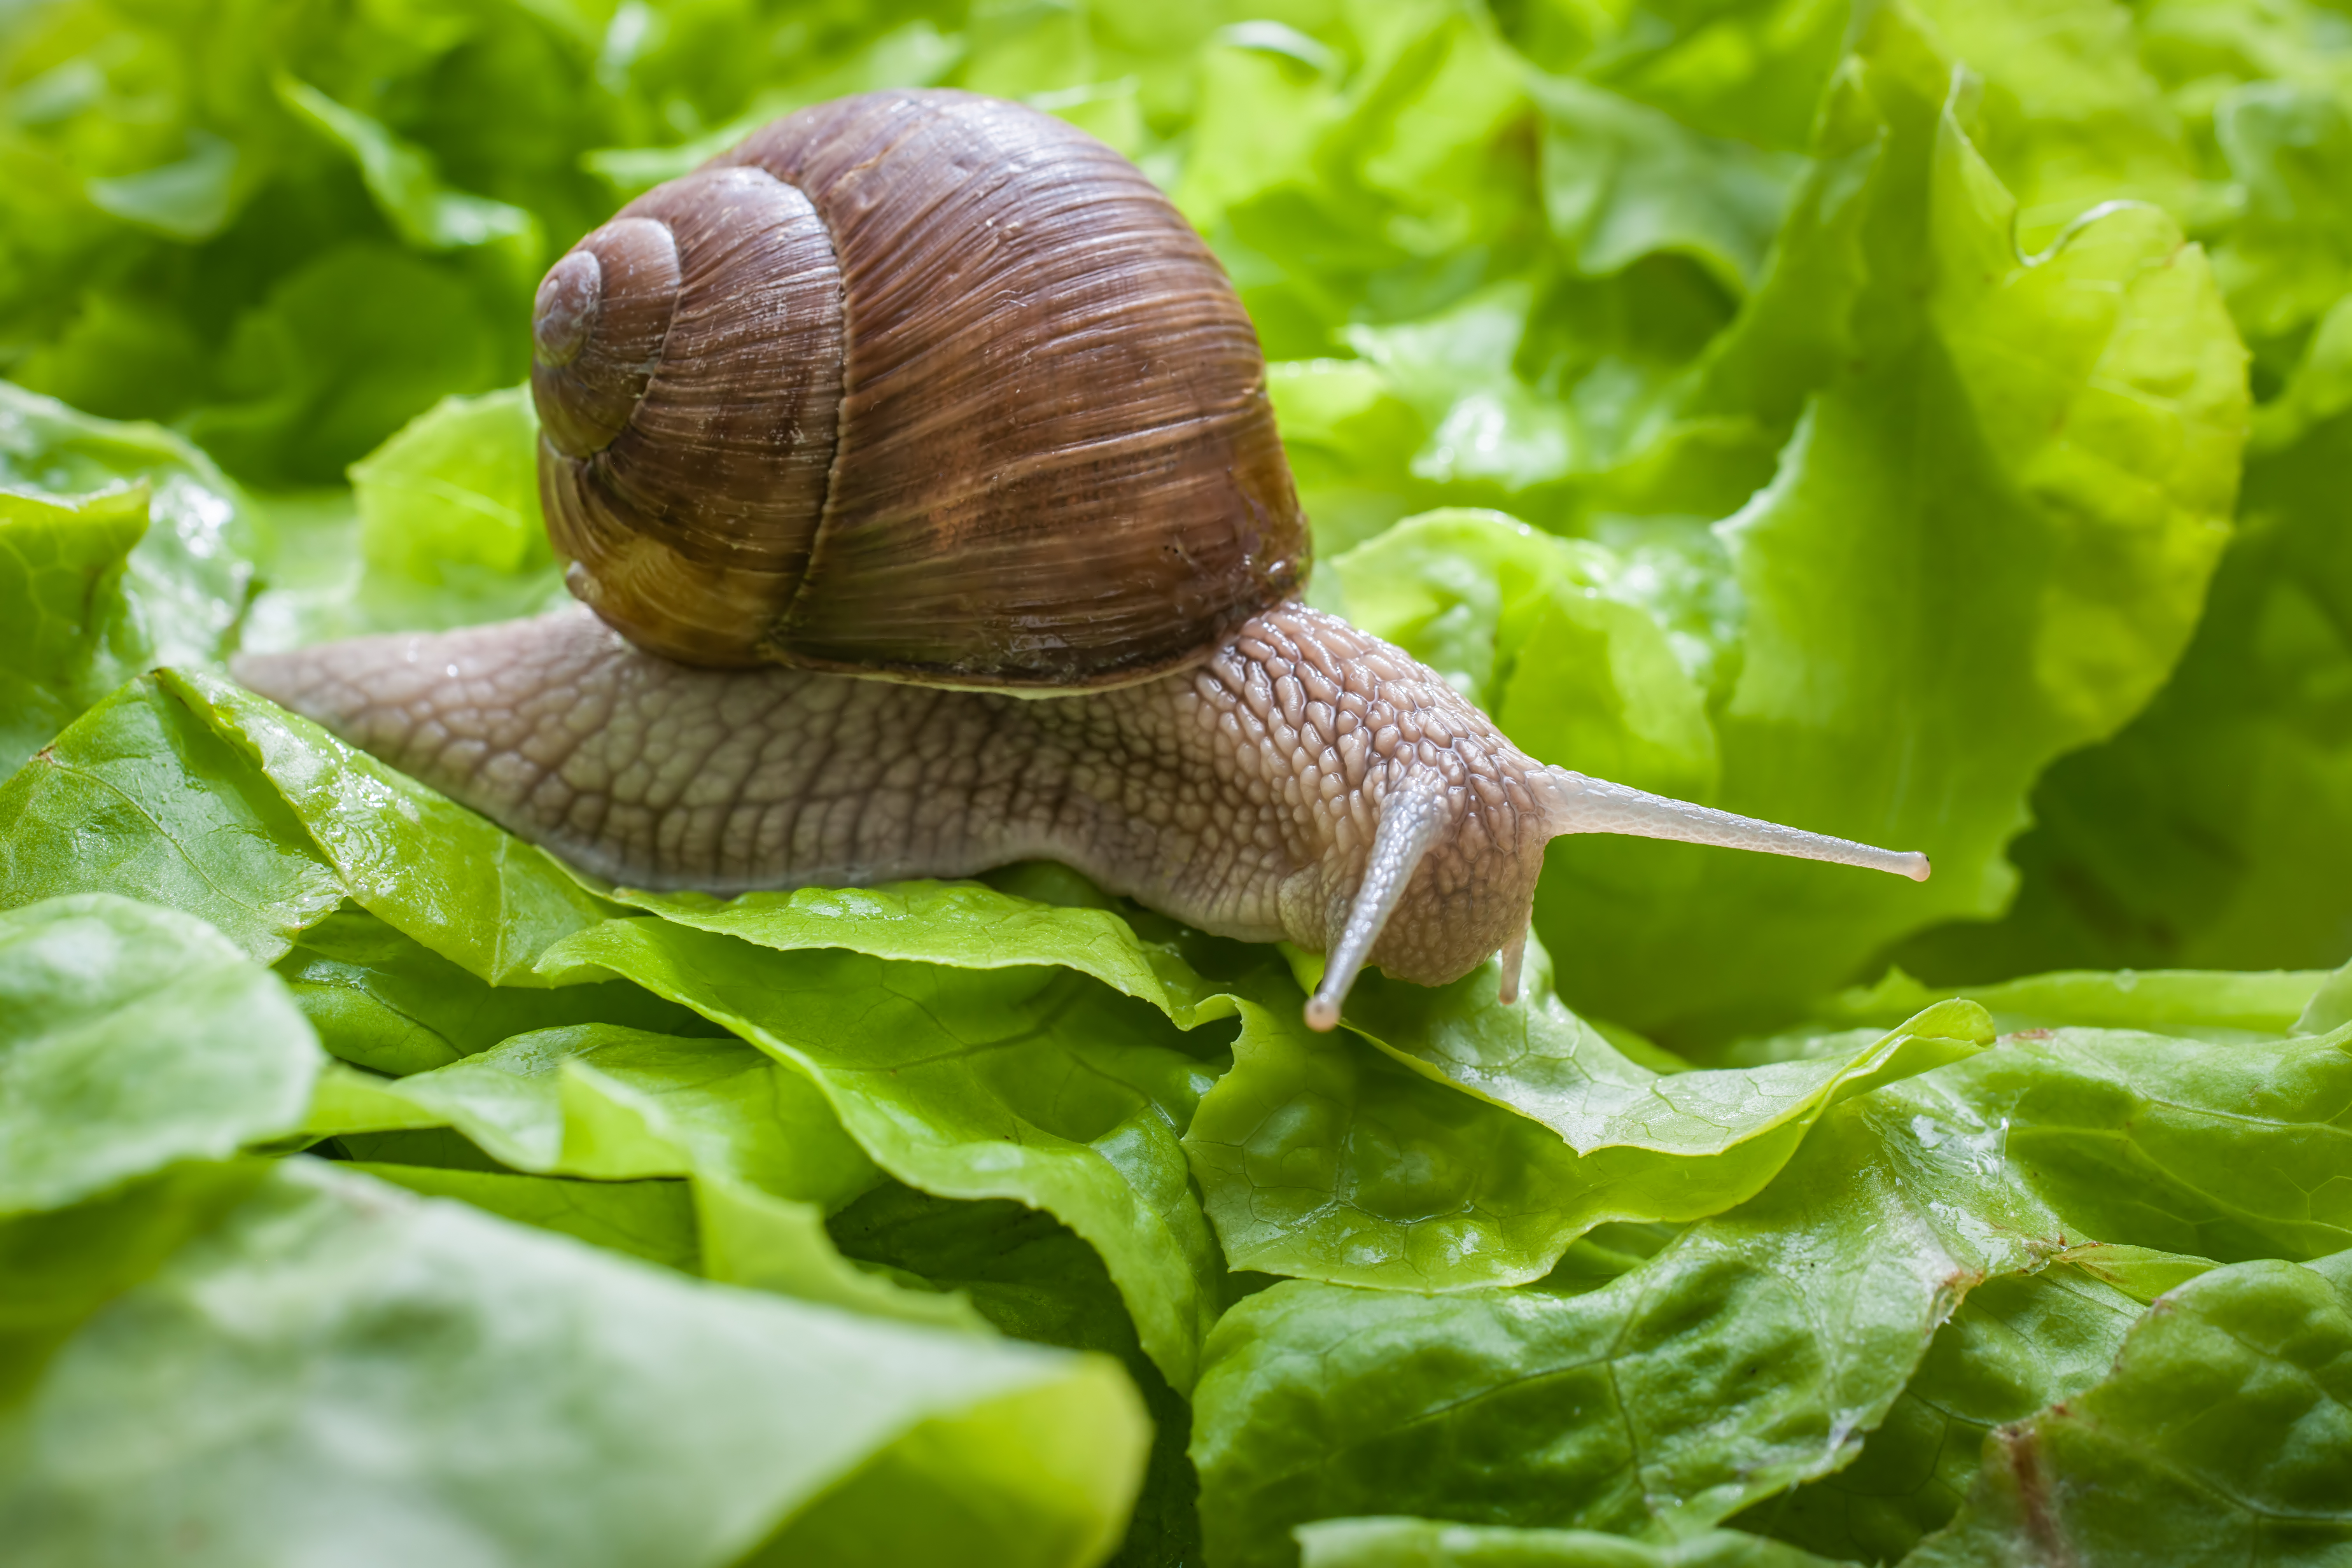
0;383;259;770
0;663;613;980
304;1024;878;1202
0;1157;1152;1568
1174;0;1535;362
1191;1078;2067;1564
242;385;573;650
1553;0;1847;152
0;1161;269;1405
175;666;616;983
354;1161;703;1274
1736;1253;2201;1562
601;878;1234;1029
1907;1250;2352;1566
541;916;1228;1392
1897;289;2352;982
1192;1016;2352;1562
1815;964;2331;1038
0;675;348;961
275;75;539;262
1523;19;2245;1040
300;1019;988;1326
0;482;151;777
1185;939;1988;1289
1907;0;2198;250
0;894;321;1215
1937;1024;2352;1264
275;905;707;1075
830;1185;1208;1568
1530;74;1805;296
1297;1518;1846;1568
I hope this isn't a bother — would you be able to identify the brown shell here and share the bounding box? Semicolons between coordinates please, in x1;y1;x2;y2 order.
532;88;1309;687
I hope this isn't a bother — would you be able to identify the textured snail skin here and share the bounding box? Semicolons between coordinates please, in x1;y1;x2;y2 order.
232;602;1557;988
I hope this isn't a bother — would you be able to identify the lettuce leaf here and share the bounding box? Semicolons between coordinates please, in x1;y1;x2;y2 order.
1297;1519;1846;1568
1192;1017;2352;1562
830;1185;1209;1568
0;1158;1151;1568
1191;1076;2068;1564
0;484;150;777
299;1017;982;1327
541;917;1227;1393
1539;26;2238;1037
0;384;257;772
1736;1253;2205;1561
1185;942;1988;1289
276;905;708;1074
1908;1250;2352;1565
0;893;321;1214
1900;292;2352;982
1816;963;2331;1038
354;1161;705;1272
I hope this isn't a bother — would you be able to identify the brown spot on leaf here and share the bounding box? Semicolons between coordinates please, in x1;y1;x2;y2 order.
2000;1423;2072;1566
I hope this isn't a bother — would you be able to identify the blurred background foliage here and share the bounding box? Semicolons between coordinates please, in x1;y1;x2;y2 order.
4;0;2351;1048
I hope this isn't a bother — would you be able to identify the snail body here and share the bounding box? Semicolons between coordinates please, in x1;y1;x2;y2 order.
234;89;1927;1029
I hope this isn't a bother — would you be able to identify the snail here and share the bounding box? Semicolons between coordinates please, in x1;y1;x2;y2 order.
232;88;1928;1032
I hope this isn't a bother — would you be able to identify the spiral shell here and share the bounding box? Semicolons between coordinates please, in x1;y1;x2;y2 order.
531;88;1309;688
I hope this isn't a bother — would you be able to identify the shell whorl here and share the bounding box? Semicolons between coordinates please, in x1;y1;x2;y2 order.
531;88;1310;686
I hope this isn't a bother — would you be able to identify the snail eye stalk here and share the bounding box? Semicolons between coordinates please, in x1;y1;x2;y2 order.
1538;768;1931;880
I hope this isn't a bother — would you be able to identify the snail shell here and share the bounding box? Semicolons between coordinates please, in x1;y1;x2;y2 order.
532;88;1308;688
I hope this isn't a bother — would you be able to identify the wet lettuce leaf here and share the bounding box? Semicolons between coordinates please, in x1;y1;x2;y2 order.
0;660;616;981
0;674;348;961
0;1158;1152;1568
1191;1076;2069;1564
308;1024;878;1205
1186;943;1989;1289
1192;1015;2352;1563
602;878;1236;1029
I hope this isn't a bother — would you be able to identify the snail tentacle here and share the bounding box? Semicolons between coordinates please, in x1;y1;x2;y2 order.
1538;769;1932;882
1304;769;1449;1032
